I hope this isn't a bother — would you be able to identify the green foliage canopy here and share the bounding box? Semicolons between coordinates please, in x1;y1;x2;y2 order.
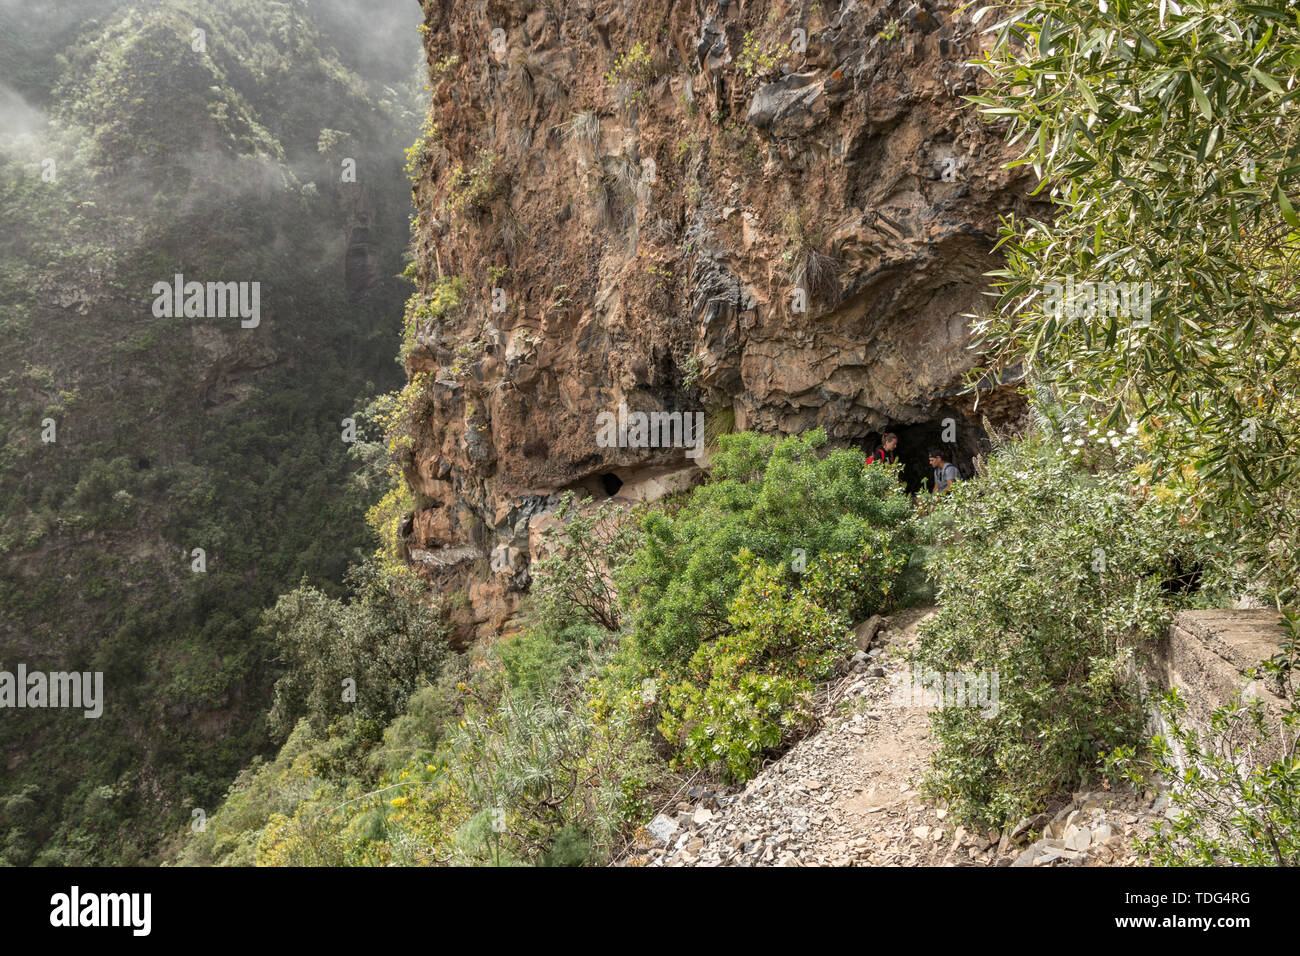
970;0;1300;603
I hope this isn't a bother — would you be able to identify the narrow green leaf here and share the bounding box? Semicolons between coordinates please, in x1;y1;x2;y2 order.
1189;72;1213;119
1278;187;1300;229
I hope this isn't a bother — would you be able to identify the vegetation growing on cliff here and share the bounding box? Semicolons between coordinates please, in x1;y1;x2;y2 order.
604;41;654;108
737;31;792;79
401;277;466;360
180;430;916;865
445;149;502;218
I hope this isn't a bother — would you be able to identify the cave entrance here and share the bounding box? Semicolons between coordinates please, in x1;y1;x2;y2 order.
866;413;989;495
599;472;624;497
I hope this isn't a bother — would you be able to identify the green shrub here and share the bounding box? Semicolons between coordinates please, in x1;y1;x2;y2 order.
1110;689;1299;866
914;430;1214;827
660;553;853;781
606;428;911;780
529;491;640;633
264;562;448;743
401;275;465;360
497;616;610;696
403;109;438;183
604;42;653;107
801;539;909;625
736;31;791;78
445;149;500;216
438;684;663;866
177;721;334;867
618;428;911;673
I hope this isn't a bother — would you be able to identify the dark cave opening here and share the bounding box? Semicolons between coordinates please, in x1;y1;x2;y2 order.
599;472;624;497
1161;557;1204;596
864;413;989;495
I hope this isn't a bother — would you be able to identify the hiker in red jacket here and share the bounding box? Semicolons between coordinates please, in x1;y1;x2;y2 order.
866;432;899;466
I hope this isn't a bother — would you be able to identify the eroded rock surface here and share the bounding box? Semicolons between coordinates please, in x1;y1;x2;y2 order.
407;0;1043;640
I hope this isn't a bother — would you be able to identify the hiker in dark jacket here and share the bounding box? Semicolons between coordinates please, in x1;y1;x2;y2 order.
866;432;899;466
928;448;961;495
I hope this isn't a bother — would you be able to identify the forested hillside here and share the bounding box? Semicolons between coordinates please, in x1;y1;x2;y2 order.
0;0;422;864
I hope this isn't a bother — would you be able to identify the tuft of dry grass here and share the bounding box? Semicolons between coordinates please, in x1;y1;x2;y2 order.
565;109;600;163
590;153;641;239
782;209;842;308
511;48;563;112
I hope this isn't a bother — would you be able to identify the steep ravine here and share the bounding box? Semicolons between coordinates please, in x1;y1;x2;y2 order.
405;0;1046;642
0;0;422;863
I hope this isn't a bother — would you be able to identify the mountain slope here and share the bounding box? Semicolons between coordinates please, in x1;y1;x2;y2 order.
0;0;421;865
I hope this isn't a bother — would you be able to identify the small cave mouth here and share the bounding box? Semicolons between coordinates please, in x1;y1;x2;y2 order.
599;472;624;497
136;457;151;471
1161;558;1204;596
867;414;989;494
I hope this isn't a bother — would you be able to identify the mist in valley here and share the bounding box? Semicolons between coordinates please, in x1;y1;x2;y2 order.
0;0;431;865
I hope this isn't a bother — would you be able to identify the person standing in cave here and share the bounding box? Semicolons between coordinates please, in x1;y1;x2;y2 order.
866;432;899;466
929;448;962;495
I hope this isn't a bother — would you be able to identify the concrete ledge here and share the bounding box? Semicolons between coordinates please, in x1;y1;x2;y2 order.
1146;609;1294;766
1169;610;1290;677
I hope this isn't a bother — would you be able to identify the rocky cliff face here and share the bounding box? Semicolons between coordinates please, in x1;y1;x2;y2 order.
406;0;1045;642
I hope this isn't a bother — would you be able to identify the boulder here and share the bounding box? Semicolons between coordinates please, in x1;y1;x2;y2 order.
647;814;679;843
854;615;887;651
747;72;827;134
1009;812;1049;843
1062;825;1092;852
